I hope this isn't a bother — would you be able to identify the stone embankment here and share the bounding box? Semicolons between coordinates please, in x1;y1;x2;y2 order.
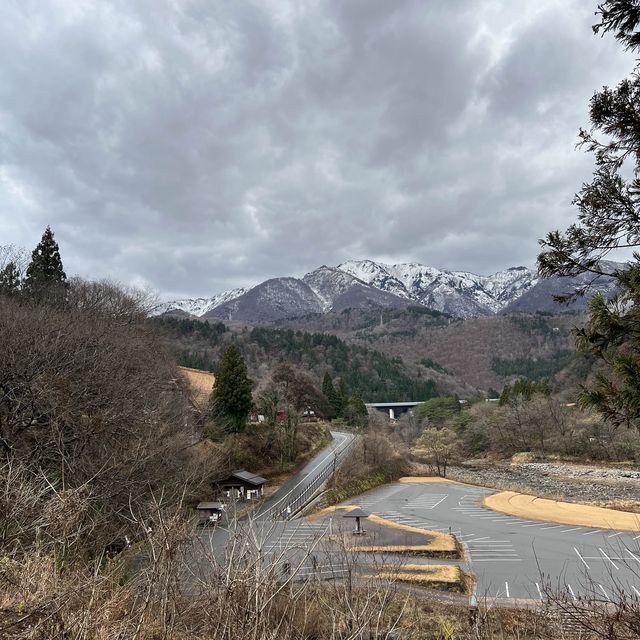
447;461;640;506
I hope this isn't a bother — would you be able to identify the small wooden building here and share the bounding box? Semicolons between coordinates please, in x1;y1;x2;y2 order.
215;470;267;501
196;501;225;524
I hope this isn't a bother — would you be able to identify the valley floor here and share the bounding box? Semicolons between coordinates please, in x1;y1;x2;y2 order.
445;461;640;508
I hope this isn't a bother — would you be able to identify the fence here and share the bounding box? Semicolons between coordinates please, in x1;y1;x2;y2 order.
263;434;357;521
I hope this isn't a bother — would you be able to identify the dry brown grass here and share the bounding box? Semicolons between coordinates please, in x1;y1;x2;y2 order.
597;499;640;514
376;565;464;592
178;366;215;410
398;476;468;486
485;491;640;531
366;514;457;553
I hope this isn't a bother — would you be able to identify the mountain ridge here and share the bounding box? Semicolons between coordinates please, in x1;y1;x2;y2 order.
155;259;617;321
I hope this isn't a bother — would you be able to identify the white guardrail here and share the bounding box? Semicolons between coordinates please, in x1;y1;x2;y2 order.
260;432;356;521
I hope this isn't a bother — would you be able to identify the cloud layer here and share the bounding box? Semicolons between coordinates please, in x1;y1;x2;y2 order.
0;0;635;297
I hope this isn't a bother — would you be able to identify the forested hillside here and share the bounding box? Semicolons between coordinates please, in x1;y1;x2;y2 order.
277;308;584;394
154;316;440;402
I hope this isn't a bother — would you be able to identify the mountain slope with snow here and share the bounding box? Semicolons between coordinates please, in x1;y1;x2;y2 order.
155;259;616;322
153;287;249;317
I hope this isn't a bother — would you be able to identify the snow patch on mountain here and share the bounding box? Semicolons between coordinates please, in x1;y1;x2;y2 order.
337;260;538;317
154;260;544;322
154;287;249;317
302;265;366;311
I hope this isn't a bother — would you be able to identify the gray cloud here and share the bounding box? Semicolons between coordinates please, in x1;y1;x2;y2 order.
0;0;635;298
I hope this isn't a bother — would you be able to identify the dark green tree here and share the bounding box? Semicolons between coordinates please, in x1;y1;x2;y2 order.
538;2;640;432
414;396;461;426
500;379;549;406
209;343;252;433
322;372;339;419
23;226;67;302
336;377;348;417
0;261;21;296
344;395;369;428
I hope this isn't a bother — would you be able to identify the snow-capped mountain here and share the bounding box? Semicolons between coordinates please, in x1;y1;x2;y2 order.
338;260;538;317
155;259;614;322
153;287;249;317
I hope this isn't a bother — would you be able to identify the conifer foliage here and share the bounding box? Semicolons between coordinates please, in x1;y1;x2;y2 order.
210;343;253;432
0;261;20;296
23;226;67;302
538;1;640;432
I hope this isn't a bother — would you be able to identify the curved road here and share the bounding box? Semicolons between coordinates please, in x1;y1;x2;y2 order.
256;430;356;520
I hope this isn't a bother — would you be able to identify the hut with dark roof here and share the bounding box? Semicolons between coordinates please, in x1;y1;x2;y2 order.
214;470;267;501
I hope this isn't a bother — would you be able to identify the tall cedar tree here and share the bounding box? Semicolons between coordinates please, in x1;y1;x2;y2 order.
23;226;67;302
321;372;338;419
538;1;640;432
210;343;252;432
0;261;20;296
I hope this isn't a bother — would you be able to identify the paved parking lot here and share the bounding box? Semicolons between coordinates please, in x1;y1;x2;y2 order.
347;480;640;601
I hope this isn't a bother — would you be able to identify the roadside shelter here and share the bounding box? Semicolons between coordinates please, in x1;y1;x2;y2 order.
196;501;225;524
214;470;267;501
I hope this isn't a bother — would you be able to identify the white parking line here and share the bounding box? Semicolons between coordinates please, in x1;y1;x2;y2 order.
583;530;602;536
574;547;590;569
473;558;521;562
560;528;582;533
540;525;563;530
632;586;640;597
567;584;576;600
535;582;543;599
599;548;620;570
607;532;624;538
505;582;510;598
626;549;640;564
598;584;611;601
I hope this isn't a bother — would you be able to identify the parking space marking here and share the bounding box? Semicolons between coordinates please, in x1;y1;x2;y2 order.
599;584;611;601
410;494;448;509
599;548;620;570
583;530;602;536
626;549;640;564
567;584;577;600
574;547;590;569
535;582;543;599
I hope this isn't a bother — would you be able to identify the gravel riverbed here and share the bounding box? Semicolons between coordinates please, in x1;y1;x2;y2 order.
447;461;640;505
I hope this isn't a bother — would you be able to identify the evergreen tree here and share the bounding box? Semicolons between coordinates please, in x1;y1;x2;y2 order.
321;372;338;419
23;226;67;302
538;2;640;432
0;261;21;296
336;377;348;417
209;343;252;433
344;395;368;428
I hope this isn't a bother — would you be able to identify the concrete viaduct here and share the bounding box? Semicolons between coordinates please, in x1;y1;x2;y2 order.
365;402;422;420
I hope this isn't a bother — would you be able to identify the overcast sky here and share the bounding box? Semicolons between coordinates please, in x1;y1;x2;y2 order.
0;0;636;299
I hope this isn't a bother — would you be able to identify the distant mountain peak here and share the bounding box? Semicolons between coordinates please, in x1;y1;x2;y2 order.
154;258;616;322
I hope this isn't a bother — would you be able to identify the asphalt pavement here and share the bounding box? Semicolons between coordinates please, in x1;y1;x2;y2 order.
345;479;640;602
255;430;356;519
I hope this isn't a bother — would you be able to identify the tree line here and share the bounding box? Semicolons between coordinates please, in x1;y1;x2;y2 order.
156;317;439;404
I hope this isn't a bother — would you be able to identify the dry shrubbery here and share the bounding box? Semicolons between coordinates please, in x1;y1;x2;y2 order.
0;282;217;558
458;396;640;462
325;414;410;504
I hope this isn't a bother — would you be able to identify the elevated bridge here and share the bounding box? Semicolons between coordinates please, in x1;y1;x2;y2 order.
365;401;423;420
